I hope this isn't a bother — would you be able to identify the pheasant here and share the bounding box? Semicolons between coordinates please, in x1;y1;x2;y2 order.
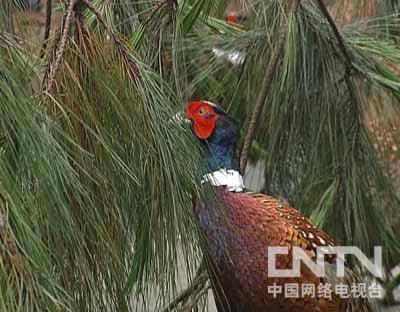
185;100;371;312
210;10;246;66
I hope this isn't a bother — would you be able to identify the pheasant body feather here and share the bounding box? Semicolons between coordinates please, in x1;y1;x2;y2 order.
196;187;346;311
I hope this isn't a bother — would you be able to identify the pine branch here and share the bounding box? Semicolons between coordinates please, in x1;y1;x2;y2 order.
142;0;170;27
45;0;78;94
240;0;301;173
314;0;359;118
80;0;139;81
42;27;61;90
314;0;353;74
43;0;140;94
80;0;113;35
40;0;52;59
162;264;209;312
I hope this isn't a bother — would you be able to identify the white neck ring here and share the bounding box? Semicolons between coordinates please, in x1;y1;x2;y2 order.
201;169;245;192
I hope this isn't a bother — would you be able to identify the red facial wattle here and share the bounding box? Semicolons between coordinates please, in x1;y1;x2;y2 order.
186;101;219;140
226;14;240;24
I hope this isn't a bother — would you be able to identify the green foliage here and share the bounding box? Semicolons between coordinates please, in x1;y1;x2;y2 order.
1;13;203;311
0;37;75;311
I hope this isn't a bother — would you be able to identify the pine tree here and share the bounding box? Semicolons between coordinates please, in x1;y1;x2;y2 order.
0;0;399;311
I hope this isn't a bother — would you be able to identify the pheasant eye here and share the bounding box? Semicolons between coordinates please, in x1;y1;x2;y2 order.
198;107;207;115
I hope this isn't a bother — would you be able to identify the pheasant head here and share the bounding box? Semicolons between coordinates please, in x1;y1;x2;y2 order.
186;101;240;174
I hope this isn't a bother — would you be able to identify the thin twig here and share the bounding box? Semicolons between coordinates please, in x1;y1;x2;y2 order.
79;0;109;31
162;265;209;312
314;0;353;74
314;0;359;116
239;1;301;173
142;0;168;26
42;27;62;89
40;0;53;59
80;0;139;81
46;0;78;94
